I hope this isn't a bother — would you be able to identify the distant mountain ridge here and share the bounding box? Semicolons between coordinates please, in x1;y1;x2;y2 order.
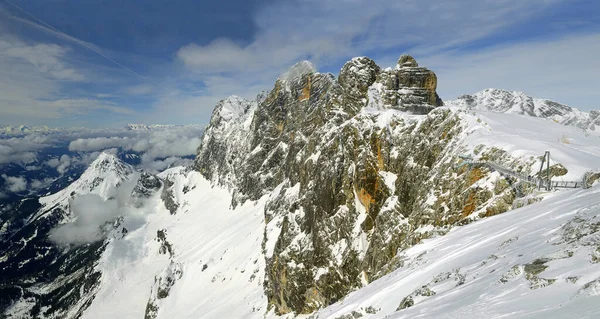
0;124;203;136
446;88;600;131
0;125;82;135
125;123;203;131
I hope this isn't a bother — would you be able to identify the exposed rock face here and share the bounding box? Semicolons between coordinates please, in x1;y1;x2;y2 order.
375;55;443;114
398;54;418;67
447;88;600;131
194;55;521;314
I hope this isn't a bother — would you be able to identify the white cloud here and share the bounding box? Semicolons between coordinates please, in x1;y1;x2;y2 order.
49;194;121;245
46;158;60;168
0;37;135;123
0;39;84;81
55;154;71;174
49;175;147;246
2;174;27;192
141;156;194;174
0;146;37;164
68;126;203;163
0;131;67;165
30;177;54;189
176;0;564;74
0;133;54;164
177;38;257;72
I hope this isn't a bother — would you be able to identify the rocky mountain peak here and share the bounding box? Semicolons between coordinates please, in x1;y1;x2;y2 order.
397;54;418;67
211;95;252;123
338;57;381;97
195;54;444;200
192;54;456;314
278;60;316;87
89;152;132;177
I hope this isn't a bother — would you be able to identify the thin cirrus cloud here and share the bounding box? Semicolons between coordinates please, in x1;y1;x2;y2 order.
0;36;135;125
175;0;567;74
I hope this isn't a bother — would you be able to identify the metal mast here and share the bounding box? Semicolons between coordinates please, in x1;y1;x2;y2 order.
546;151;551;191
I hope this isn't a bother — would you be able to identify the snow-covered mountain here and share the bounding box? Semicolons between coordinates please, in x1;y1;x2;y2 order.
446;88;600;131
2;55;600;319
0;153;147;318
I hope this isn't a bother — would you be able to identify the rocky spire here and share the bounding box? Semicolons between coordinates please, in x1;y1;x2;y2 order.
397;54;418;67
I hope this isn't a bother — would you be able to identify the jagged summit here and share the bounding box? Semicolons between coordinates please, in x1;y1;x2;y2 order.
87;152;133;178
192;53;454;314
279;60;317;85
397;54;418;67
37;152;135;213
212;95;251;121
196;53;446;200
447;88;600;131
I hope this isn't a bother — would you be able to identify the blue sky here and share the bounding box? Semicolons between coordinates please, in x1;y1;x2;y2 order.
0;0;599;127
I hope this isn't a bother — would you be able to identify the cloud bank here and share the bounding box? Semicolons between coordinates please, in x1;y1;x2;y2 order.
67;126;203;173
0;125;203;195
49;193;121;245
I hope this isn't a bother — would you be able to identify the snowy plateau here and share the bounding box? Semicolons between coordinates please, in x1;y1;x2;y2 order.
1;55;600;319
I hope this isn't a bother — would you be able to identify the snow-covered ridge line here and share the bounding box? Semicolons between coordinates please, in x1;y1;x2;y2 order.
446;88;600;131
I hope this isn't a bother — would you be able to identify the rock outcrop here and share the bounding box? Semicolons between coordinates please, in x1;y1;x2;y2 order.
193;55;526;315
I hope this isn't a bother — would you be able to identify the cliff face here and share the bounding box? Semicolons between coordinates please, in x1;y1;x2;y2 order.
194;55;520;314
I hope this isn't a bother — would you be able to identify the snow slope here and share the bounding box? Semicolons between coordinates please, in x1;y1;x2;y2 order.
311;185;600;319
456;109;600;181
81;167;271;319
